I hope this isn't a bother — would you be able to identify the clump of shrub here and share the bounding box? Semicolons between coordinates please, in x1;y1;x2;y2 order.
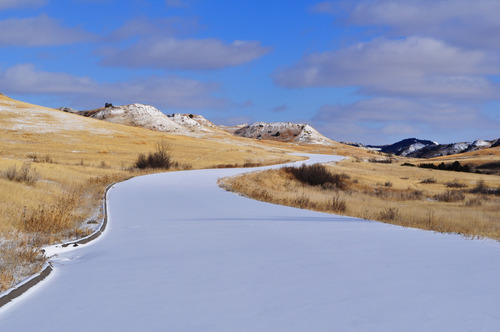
464;197;484;207
420;177;437;184
282;164;350;190
1;162;40;185
379;207;401;221
135;140;172;170
419;161;472;173
445;180;467;188
27;153;53;163
369;157;393;164
434;190;465;202
331;194;347;213
469;180;500;196
401;162;415;167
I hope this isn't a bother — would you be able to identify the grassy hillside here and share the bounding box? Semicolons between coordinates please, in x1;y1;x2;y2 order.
0;94;370;291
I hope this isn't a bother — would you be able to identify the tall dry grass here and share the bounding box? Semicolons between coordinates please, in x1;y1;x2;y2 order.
0;94;370;291
221;161;500;240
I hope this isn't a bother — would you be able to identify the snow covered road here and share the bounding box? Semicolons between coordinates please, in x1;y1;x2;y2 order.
1;154;500;331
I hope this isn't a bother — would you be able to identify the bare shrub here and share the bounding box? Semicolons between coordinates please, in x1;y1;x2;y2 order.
283;164;350;190
3;165;17;181
135;140;172;170
379;207;401;221
470;180;490;194
445;180;468;188
434;190;465;202
464;197;484;207
294;193;312;209
331;194;347;213
369;157;393;164
1;162;40;185
399;189;423;201
27;153;53;163
420;177;437;184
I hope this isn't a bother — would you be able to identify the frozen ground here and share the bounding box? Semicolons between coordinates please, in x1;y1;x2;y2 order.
1;154;500;331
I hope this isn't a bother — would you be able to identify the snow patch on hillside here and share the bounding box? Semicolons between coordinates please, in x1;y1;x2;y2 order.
83;104;187;133
0;103;112;134
234;122;334;145
167;113;222;134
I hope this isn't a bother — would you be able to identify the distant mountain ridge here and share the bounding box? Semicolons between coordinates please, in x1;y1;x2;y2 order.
406;139;500;158
355;137;500;158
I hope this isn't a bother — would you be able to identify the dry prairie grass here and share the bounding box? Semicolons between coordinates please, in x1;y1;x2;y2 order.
221;158;500;240
0;94;370;291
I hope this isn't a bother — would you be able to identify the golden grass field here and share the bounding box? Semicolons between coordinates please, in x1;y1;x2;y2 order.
222;153;500;242
0;93;372;291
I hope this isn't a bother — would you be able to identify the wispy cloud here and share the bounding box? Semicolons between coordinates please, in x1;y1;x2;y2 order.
0;14;95;46
273;36;500;100
348;0;500;50
99;37;271;70
272;104;288;112
107;16;201;41
0;64;227;109
0;0;46;9
311;97;494;144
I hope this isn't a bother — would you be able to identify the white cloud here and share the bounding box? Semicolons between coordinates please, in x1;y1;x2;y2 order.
272;104;288;112
107;16;200;41
310;97;489;144
315;0;500;50
0;14;95;46
273;36;500;99
99;37;271;70
0;0;46;9
0;64;227;109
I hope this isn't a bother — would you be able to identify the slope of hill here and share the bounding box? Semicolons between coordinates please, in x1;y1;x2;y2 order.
378;138;438;156
167;113;227;135
80;104;187;133
407;139;500;158
1;93;322;292
233;122;335;145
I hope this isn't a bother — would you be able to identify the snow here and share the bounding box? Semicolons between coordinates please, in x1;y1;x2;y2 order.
472;139;491;148
87;103;187;133
0;104;112;134
1;154;500;331
234;122;335;145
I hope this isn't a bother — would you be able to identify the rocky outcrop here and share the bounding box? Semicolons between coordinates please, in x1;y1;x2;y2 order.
233;122;335;145
80;104;187;133
167;113;224;134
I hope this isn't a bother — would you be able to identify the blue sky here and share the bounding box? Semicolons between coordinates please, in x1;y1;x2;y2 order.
1;0;499;144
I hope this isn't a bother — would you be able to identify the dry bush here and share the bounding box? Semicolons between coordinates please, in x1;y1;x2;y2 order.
0;238;45;292
331;194;347;213
1;162;40;185
135;140;172;170
434;190;465;202
420;177;437;184
283;164;350;189
220;161;500;241
445;180;468;188
378;207;401;221
27;153;53;163
469;180;500;195
464;197;484;207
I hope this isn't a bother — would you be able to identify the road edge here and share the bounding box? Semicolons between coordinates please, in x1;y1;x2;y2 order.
0;182;115;309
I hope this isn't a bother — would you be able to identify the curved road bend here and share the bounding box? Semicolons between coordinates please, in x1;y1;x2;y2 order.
1;154;500;331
